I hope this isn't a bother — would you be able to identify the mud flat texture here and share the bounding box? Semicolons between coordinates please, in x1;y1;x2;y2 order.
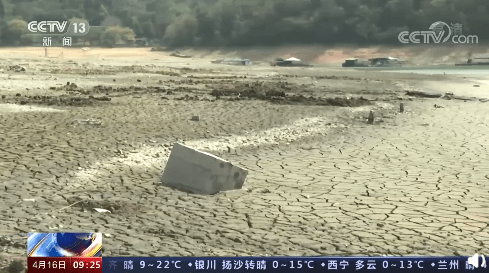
0;47;487;258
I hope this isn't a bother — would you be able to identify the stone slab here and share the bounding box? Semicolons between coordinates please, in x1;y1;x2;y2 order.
161;143;248;195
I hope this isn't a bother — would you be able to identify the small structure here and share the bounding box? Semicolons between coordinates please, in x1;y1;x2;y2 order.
272;57;312;67
151;46;165;52
134;38;149;47
170;51;192;58
342;58;369;67
211;58;252;66
114;39;135;47
456;55;489;66
368;57;405;67
161;143;248;195
470;57;489;64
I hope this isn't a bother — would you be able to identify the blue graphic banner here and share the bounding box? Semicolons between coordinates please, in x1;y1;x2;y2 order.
102;256;487;272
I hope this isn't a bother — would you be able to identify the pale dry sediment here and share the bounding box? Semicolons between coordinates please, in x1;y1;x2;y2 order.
0;103;64;113
348;102;394;112
71;102;392;188
72;115;347;187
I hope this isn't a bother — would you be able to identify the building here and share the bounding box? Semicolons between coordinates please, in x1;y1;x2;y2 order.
134;38;149;47
470;58;489;64
272;57;312;67
211;58;252;66
368;57;405;67
457;55;489;66
342;58;369;67
467;54;489;64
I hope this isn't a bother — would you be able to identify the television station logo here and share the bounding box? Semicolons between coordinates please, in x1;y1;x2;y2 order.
28;21;68;34
26;20;89;36
24;20;90;47
399;21;478;44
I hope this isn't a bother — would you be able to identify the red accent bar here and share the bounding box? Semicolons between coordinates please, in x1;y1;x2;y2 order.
71;257;103;273
28;257;102;273
28;257;71;273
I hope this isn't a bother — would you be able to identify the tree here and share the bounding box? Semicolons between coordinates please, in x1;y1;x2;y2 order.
6;20;28;45
84;0;106;25
101;16;122;27
106;26;135;42
31;10;68;22
142;21;156;40
100;26;135;47
84;26;103;45
114;9;131;27
0;0;5;18
69;17;89;25
20;34;33;46
131;20;142;37
100;29;119;47
84;0;93;10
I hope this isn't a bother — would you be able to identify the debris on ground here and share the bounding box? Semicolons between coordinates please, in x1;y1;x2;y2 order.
72;119;102;126
93;208;111;213
210;81;371;106
170;51;192;58
452;96;478;101
150;46;165;51
441;92;454;100
161;143;248;195
1;259;25;273
367;111;374;124
8;65;26;72
4;95;106;107
405;91;442;98
88;96;111;101
63;197;150;216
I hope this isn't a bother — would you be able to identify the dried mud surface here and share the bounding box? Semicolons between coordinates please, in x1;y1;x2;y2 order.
0;49;487;262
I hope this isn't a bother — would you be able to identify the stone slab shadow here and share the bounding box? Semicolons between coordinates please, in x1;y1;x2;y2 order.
161;143;248;195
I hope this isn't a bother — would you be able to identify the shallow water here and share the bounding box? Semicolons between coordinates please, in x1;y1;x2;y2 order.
358;65;489;76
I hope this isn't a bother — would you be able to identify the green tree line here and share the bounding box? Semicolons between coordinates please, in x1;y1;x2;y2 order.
1;0;487;47
0;0;170;47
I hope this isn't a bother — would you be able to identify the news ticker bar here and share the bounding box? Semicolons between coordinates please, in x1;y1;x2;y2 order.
27;256;487;273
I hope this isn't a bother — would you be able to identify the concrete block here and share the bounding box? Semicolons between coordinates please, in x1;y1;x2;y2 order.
161;143;248;195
